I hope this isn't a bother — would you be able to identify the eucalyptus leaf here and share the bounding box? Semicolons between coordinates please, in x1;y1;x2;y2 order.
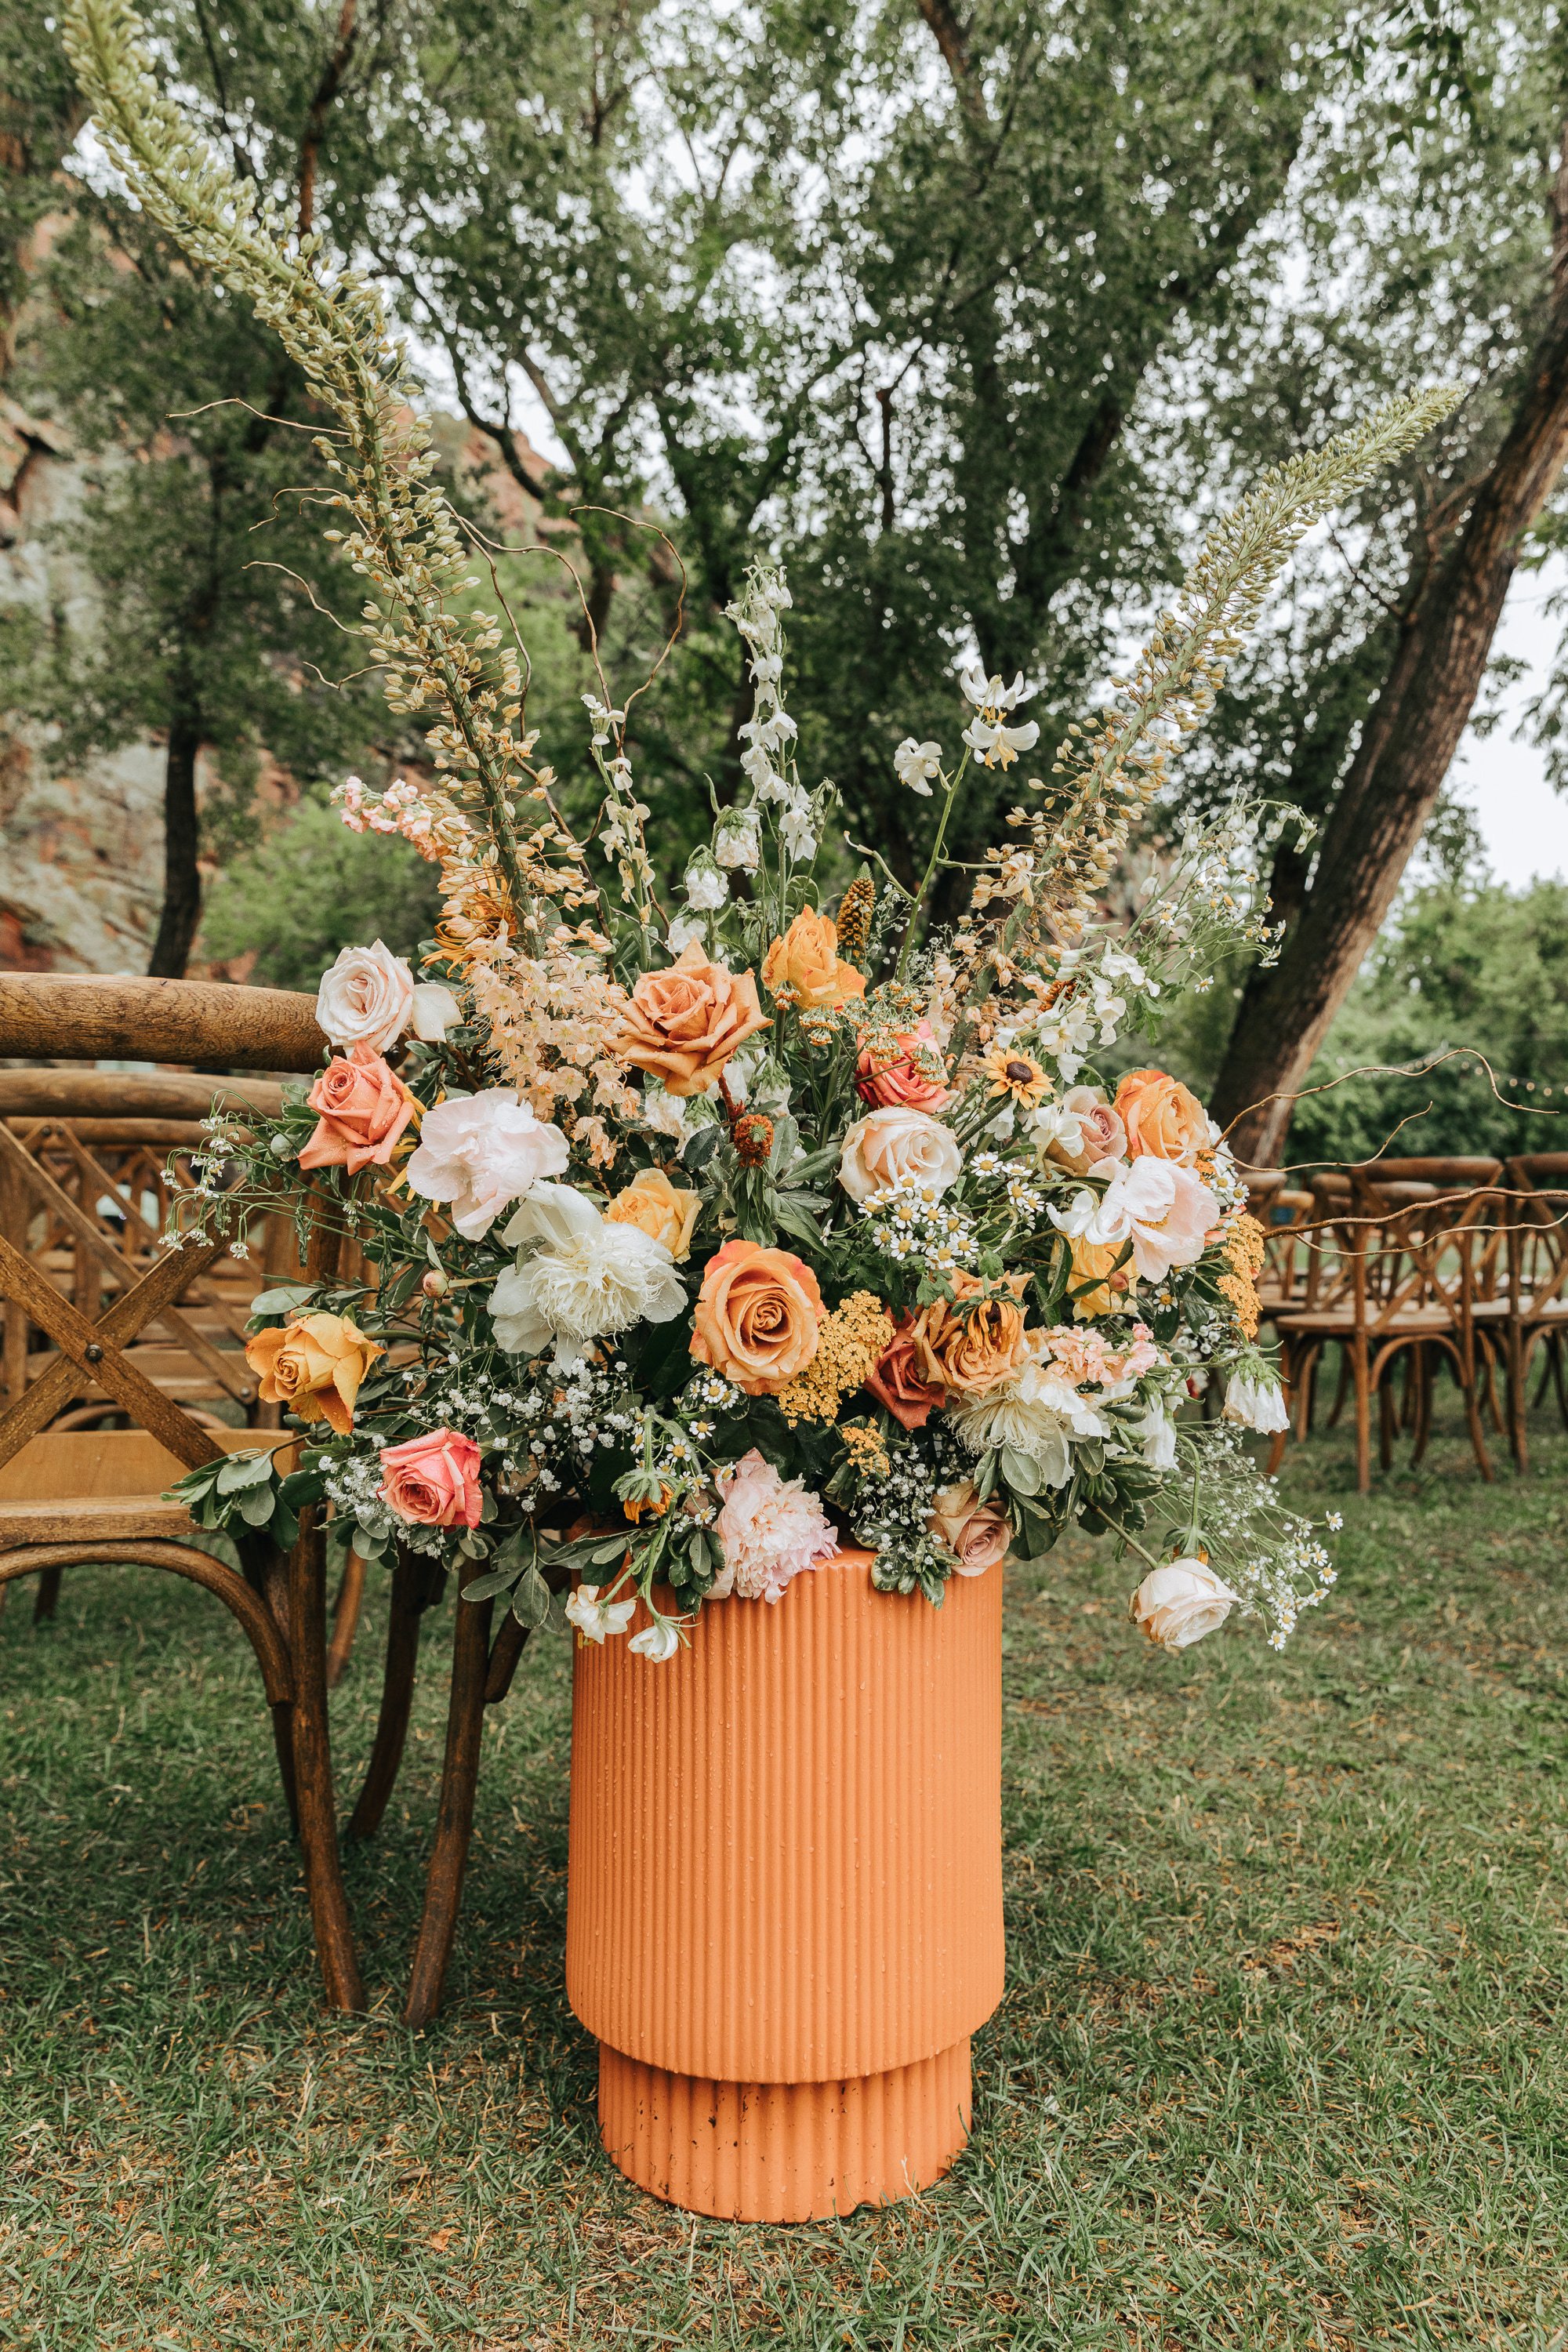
511;1564;553;1628
249;1283;315;1316
1000;1445;1042;1497
216;1450;275;1494
461;1560;525;1601
237;1483;278;1528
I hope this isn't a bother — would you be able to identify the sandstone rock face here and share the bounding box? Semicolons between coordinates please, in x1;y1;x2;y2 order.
0;393;175;974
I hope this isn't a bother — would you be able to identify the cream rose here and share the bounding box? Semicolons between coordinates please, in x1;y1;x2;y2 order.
315;941;416;1055
838;1105;964;1204
927;1480;1011;1577
604;1167;701;1262
1129;1559;1240;1651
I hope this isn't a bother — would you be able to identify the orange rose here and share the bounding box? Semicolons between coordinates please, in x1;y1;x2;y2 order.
245;1311;383;1436
761;909;866;1010
297;1049;416;1174
911;1272;1032;1396
619;942;770;1098
604;1167;701;1262
1113;1068;1211;1166
690;1238;826;1395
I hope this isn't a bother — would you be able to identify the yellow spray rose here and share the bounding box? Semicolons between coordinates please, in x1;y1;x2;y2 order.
604;1167;701;1262
761;909;866;1010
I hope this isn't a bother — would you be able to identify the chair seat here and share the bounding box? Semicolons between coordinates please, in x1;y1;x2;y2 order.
0;1494;199;1546
1276;1305;1455;1336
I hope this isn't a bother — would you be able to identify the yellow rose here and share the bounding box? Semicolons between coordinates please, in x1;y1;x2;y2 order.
604;1167;701;1263
761;909;866;1011
1065;1232;1134;1321
245;1311;383;1436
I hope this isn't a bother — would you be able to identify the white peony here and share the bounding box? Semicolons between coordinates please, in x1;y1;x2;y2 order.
1223;1370;1290;1433
839;1105;964;1204
565;1584;637;1643
893;739;944;797
315;941;415;1054
1130;1559;1240;1652
489;1181;686;1363
410;982;463;1041
405;1090;568;1240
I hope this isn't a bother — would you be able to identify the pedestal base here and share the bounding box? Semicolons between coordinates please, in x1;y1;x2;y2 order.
597;2036;973;2222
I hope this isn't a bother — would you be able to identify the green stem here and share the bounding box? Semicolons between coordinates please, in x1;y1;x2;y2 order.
895;751;971;980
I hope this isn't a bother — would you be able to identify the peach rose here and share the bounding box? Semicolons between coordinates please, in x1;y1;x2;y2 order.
864;1315;946;1431
245;1311;383;1436
604;1167;701;1262
855;1020;951;1112
911;1272;1033;1396
927;1480;1012;1577
762;909;866;1010
297;1050;416;1174
690;1238;826;1396
378;1428;484;1529
1114;1068;1211;1166
619;942;770;1098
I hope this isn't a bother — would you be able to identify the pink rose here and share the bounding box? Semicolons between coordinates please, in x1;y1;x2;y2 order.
378;1428;484;1528
298;1048;416;1174
927;1480;1011;1577
1063;1087;1127;1166
855;1021;952;1112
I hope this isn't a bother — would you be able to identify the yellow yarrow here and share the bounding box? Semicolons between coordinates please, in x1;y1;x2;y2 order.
841;1421;891;1479
1219;1211;1266;1339
777;1291;895;1426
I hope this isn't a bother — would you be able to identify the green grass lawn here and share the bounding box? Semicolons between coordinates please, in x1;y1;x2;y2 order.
2;1408;1566;2350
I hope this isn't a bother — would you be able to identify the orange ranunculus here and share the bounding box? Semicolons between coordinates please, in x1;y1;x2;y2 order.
604;1167;701;1262
910;1272;1032;1396
690;1238;826;1396
1065;1232;1134;1320
761;909;866;1011
619;942;770;1098
297;1048;416;1174
1113;1068;1211;1167
245;1311;383;1436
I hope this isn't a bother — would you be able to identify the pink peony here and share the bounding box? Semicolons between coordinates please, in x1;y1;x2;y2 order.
405;1088;568;1240
855;1020;952;1112
712;1446;839;1603
298;1048;416;1174
378;1428;484;1528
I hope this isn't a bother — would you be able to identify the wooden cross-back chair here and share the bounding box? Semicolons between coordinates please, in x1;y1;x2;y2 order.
0;974;364;2010
1503;1154;1568;1468
1269;1165;1504;1491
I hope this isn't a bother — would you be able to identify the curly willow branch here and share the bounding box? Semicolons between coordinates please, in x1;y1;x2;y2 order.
62;0;554;932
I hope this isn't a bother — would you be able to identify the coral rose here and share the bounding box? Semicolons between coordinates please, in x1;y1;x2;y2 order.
855;1020;951;1111
912;1272;1032;1396
619;941;771;1098
761;908;866;1011
245;1311;383;1437
604;1167;700;1262
838;1105;964;1203
297;1049;416;1175
864;1314;946;1431
1114;1068;1211;1166
690;1239;826;1396
927;1480;1012;1577
378;1428;484;1529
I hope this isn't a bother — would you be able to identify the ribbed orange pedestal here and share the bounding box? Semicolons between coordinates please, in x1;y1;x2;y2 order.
567;1552;1004;2221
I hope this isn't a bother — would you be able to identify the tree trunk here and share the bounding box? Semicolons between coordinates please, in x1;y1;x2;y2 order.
1211;151;1568;1164
147;704;203;978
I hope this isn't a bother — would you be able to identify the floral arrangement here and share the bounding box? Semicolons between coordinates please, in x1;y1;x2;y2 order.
65;0;1452;1664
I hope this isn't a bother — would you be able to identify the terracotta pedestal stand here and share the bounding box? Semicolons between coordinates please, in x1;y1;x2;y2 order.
566;1551;1004;2222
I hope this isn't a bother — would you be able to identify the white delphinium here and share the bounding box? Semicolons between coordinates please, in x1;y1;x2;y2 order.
628;1617;681;1662
714;806;761;870
894;739;944;796
1223;1369;1290;1433
683;849;729;909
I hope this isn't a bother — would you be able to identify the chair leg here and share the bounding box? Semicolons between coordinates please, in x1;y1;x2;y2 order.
402;1588;494;2030
325;1544;366;1691
1411;1346;1433;1468
288;1515;365;2013
1352;1339;1372;1494
1552;1337;1568;1432
1378;1373;1395;1472
1508;1323;1528;1473
32;1566;63;1623
1461;1359;1495;1484
348;1546;434;1842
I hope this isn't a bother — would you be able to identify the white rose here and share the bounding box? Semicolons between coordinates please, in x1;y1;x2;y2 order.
315;941;415;1054
838;1105;964;1204
410;982;463;1041
405;1090;568;1240
1223;1371;1290;1433
1130;1559;1240;1652
490;1181;686;1361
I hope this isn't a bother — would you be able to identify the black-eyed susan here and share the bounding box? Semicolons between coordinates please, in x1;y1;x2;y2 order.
980;1047;1051;1109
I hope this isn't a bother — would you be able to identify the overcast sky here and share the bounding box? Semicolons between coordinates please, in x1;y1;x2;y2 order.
1449;560;1568;889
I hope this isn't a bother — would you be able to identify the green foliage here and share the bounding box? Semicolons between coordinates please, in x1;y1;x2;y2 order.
199;795;444;986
